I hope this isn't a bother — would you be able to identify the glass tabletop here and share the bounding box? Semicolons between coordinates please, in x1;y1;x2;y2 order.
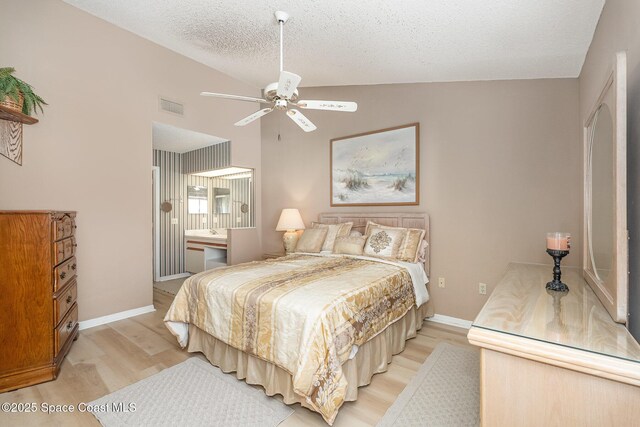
472;263;640;363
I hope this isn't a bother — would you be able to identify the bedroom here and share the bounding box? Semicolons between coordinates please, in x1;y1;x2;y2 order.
1;0;639;426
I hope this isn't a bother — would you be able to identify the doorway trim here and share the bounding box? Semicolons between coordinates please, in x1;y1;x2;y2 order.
152;166;160;282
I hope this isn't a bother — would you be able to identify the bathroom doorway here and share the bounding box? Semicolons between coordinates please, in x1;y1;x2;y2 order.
151;122;229;287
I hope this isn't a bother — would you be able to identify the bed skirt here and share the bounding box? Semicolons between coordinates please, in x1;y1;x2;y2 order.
187;303;430;411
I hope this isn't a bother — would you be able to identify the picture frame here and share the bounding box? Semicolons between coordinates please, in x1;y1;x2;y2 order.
330;123;419;207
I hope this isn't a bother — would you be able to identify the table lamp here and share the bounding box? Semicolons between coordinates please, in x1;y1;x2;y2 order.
276;208;305;253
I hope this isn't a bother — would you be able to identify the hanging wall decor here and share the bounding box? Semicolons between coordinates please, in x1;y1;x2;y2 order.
0;67;47;165
0;120;23;165
330;123;420;206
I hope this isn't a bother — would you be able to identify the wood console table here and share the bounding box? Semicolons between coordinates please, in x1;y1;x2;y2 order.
468;263;640;426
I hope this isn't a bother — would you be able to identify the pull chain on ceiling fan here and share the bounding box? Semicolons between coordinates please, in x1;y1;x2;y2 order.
200;11;358;132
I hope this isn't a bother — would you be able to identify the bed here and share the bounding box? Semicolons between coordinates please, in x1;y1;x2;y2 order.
165;212;431;424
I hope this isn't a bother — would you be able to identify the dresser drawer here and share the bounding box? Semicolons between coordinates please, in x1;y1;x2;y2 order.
55;303;78;357
53;237;76;267
54;280;77;326
53;256;77;292
52;214;75;242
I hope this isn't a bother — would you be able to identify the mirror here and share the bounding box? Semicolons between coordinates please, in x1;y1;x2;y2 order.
583;51;628;324
213;187;231;214
187;186;208;214
187;167;255;228
589;104;614;283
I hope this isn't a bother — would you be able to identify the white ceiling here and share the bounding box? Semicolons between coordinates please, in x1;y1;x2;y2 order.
65;0;605;88
152;122;227;153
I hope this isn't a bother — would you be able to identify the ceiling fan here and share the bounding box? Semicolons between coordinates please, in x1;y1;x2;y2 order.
200;11;358;132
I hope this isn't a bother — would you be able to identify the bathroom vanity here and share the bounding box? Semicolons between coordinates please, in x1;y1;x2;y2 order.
184;229;227;274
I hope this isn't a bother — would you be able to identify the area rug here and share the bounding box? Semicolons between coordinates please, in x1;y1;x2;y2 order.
377;342;480;427
88;357;294;427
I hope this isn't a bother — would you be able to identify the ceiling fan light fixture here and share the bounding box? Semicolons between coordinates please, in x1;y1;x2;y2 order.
200;11;357;132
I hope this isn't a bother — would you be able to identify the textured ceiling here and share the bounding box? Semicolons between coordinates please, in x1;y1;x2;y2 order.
152;122;226;153
65;0;604;88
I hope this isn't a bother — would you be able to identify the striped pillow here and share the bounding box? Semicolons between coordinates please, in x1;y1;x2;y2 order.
311;222;353;252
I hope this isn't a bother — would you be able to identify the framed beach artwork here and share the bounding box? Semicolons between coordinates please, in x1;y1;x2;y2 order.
330;123;419;206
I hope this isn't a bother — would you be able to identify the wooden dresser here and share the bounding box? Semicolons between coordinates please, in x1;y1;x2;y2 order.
468;263;640;426
0;211;79;392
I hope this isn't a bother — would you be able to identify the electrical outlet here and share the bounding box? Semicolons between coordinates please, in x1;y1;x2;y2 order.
236;217;242;223
438;277;445;288
202;217;207;224
171;218;178;225
479;283;487;295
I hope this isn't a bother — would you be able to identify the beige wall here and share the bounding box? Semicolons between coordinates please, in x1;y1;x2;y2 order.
579;0;640;338
261;79;581;320
0;0;261;321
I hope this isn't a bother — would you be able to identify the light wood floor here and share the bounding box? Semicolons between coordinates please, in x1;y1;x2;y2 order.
0;290;471;426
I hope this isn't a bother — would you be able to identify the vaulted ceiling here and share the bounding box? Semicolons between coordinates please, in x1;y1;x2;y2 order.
65;0;605;89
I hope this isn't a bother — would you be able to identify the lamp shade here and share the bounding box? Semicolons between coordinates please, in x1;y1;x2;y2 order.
276;208;306;231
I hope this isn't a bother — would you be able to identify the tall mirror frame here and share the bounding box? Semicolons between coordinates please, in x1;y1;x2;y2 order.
583;52;628;324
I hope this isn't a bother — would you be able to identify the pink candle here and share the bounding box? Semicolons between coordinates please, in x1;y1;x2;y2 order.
546;232;571;251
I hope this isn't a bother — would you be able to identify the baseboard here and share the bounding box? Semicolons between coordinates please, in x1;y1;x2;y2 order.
156;273;190;282
427;314;473;329
79;305;156;330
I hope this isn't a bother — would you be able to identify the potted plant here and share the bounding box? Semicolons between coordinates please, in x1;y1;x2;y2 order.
0;67;47;116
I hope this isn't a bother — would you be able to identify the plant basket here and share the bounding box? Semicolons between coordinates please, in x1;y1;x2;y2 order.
0;93;24;113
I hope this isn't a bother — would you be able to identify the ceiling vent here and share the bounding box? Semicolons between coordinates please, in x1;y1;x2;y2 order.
159;97;184;116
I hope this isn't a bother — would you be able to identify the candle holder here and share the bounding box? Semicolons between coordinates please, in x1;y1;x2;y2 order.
546;249;570;292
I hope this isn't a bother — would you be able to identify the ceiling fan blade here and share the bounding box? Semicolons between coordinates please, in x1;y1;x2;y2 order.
286;109;317;132
201;92;268;104
277;71;302;99
234;108;273;126
297;100;358;112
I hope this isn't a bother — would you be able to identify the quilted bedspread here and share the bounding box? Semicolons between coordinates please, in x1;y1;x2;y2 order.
165;254;424;424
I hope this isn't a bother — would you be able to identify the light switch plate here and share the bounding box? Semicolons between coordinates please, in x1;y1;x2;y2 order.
171;218;178;225
479;283;487;295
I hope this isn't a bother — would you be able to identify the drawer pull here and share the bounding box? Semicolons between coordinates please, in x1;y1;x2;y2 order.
66;295;73;304
60;272;66;279
67;321;73;330
71;263;77;270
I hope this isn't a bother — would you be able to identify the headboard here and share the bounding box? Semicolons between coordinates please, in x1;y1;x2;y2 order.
317;212;430;276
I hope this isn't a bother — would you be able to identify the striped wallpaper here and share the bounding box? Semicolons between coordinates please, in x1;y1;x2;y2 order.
182;141;231;174
153;149;185;276
153;145;254;277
